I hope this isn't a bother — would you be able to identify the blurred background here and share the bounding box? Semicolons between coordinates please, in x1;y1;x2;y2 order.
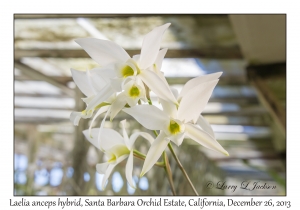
14;14;286;195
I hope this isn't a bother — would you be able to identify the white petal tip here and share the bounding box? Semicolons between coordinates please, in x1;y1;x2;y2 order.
224;151;229;156
140;172;145;178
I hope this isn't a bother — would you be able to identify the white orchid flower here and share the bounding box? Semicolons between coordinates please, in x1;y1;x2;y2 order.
69;67;115;126
83;120;154;189
75;23;178;114
70;66;149;151
123;72;229;176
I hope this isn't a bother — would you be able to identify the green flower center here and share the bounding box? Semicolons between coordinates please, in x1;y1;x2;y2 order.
121;65;134;78
129;86;140;98
108;154;117;163
169;120;181;135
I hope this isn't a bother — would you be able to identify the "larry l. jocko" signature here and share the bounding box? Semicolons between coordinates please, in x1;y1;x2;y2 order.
206;181;276;192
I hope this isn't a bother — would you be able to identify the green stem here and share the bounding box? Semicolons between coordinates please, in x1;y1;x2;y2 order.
167;143;199;196
147;97;197;195
163;151;176;195
133;150;165;168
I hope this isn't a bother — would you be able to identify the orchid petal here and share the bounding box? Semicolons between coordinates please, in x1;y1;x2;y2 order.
96;162;109;174
177;80;219;123
88;105;110;138
100;154;128;190
197;115;215;138
139;23;171;69
178;72;222;100
110;93;127;121
125;150;135;188
75;38;130;66
120;119;130;149
159;98;177;119
92;65;117;83
185;123;229;156
101;129;125;150
71;68;94;97
168;132;185;146
98;106;111;149
83;128;124;151
70;111;82;126
83;128;102;150
123;105;169;130
154;48;168;72
110;78;123;92
82;95;95;105
170;87;179;99
139;69;178;105
140;132;169;176
129;132;154;149
86;83;115;111
89;70;109;93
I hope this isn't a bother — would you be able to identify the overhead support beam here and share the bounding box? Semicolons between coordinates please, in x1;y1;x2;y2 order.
15;47;242;60
246;63;286;135
14;61;74;97
14;14;229;19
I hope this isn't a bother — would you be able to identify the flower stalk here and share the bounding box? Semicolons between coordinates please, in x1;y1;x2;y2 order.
167;143;199;196
133;150;165;168
163;151;176;195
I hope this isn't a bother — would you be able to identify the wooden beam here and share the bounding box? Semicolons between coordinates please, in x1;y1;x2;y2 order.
14;14;229;19
246;63;286;134
15;47;242;60
14;61;74;97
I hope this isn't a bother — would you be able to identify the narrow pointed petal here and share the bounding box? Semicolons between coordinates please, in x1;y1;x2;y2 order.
71;68;94;97
101;154;128;189
86;83;115;111
75;38;130;66
110;93;127;121
96;162;109;174
139;69;178;105
129;132;154;149
197;115;215;138
154;48;168;72
139;23;171;69
70;111;82;126
120;120;130;149
170;87;179;99
98;106;111;149
177;80;218;123
160;98;177;119
140;132;169;176
100;163;116;190
125;150;135;189
82;95;95;105
123;105;169;130
178;72;222;100
88;106;110;138
185;123;229;156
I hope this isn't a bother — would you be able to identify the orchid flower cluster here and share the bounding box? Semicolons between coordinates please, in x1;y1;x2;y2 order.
69;23;229;193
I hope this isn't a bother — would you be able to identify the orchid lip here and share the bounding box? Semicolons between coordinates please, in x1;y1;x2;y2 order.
169;120;181;135
121;65;134;78
129;86;140;98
